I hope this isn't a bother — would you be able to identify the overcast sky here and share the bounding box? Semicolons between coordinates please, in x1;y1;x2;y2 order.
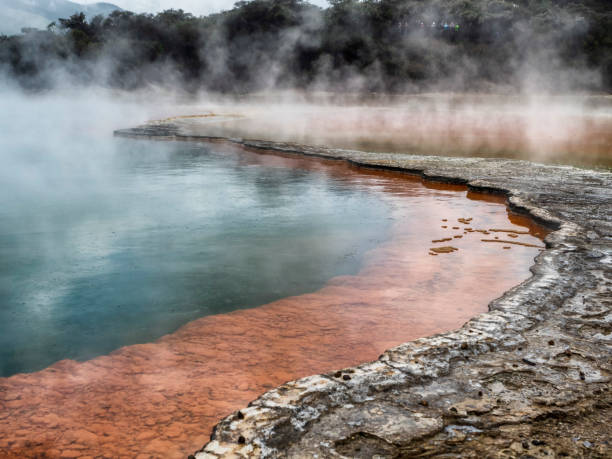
79;0;329;16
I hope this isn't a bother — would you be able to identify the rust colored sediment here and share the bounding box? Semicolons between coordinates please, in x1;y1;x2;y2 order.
429;246;459;254
488;228;531;234
481;239;545;248
0;151;547;459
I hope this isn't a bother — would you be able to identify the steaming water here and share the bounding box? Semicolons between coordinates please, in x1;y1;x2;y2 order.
0;90;553;459
0;134;392;376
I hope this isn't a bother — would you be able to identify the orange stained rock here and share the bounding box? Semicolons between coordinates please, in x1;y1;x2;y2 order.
429;246;459;254
0;151;548;459
481;239;545;248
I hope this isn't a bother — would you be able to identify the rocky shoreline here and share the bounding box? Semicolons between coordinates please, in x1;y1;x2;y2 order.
114;122;611;458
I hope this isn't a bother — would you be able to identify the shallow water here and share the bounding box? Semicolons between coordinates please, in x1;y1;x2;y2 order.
0;139;547;458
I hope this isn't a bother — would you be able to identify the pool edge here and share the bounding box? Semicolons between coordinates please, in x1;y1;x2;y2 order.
114;124;612;458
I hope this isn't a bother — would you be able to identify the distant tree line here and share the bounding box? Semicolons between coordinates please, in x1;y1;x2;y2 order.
0;0;610;92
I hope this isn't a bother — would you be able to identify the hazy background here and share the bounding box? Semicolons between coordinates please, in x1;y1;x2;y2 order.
173;93;612;167
77;0;329;15
76;0;251;16
0;1;610;170
0;0;328;34
1;0;611;94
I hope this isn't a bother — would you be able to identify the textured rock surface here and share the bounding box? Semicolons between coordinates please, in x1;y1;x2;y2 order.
115;122;612;458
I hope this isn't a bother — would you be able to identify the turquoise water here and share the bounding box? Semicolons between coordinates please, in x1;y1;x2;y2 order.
0;136;392;377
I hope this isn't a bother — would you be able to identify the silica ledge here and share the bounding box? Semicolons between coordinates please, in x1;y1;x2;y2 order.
114;122;612;458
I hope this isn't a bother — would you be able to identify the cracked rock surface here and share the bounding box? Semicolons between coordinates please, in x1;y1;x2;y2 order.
114;122;611;458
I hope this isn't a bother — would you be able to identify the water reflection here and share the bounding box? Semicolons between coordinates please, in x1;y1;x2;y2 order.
0;141;392;376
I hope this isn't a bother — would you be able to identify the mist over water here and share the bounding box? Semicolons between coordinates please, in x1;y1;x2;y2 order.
0;84;562;459
0;0;608;455
182;92;612;168
0;79;607;377
0;88;393;376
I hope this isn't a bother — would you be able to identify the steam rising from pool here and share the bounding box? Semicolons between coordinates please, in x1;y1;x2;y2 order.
0;86;551;458
0;96;394;376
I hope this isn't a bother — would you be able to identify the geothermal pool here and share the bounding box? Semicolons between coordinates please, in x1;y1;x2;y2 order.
0;139;393;376
0;136;548;458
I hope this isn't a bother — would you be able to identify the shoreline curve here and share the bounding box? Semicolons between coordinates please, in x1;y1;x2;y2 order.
113;122;612;458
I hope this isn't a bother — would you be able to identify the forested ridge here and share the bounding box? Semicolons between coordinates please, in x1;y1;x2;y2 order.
1;0;610;92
